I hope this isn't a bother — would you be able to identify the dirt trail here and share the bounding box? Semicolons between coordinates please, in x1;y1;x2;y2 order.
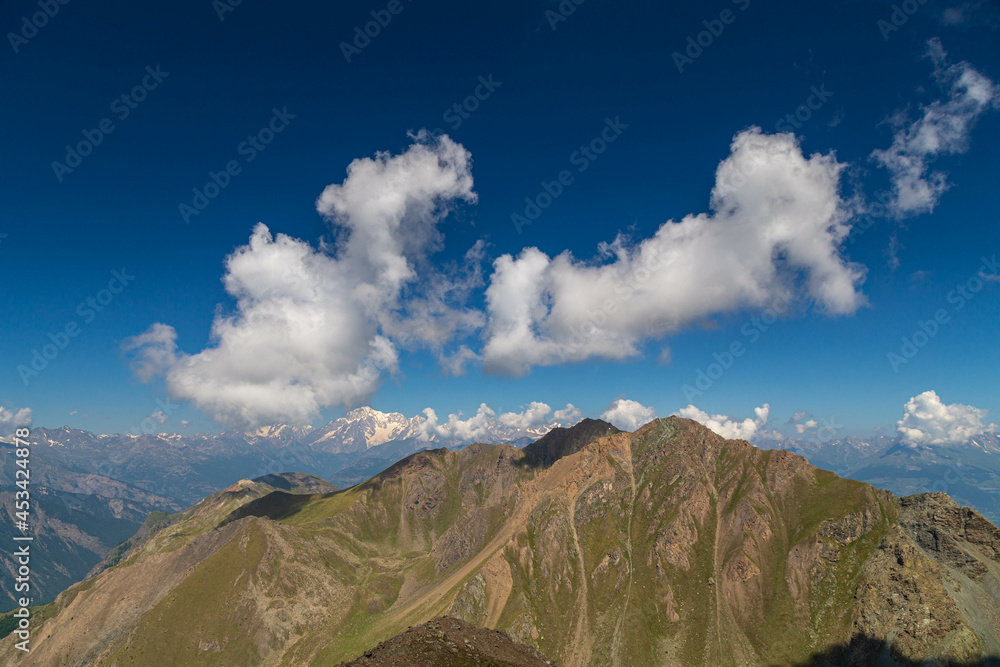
482;550;514;627
609;447;638;666
367;436;635;667
712;483;724;664
566;493;594;667
376;450;590;640
693;450;724;664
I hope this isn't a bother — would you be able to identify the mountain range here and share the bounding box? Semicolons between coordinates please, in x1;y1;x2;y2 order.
0;407;557;611
2;417;998;666
5;408;1000;616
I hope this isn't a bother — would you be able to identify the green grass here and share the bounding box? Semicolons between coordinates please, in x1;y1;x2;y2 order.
106;519;270;666
271;487;363;526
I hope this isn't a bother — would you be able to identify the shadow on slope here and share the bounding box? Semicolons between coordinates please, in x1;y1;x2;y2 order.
252;471;337;494
220;489;319;525
519;418;619;468
777;634;1000;666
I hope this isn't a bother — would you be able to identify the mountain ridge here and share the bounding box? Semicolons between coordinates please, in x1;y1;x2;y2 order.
3;417;999;666
761;432;1000;524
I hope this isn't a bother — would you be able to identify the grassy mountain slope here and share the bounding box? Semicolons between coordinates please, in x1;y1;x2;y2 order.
2;420;998;666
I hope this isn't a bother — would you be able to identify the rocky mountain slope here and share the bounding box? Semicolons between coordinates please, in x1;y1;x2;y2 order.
0;407;555;613
764;434;1000;525
2;418;998;666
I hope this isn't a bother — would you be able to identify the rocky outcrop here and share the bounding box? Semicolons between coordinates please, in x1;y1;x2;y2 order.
335;617;554;667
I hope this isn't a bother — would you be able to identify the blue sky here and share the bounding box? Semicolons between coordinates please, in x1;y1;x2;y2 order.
1;0;998;439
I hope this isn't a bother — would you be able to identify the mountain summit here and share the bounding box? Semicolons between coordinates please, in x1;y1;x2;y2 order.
3;417;998;666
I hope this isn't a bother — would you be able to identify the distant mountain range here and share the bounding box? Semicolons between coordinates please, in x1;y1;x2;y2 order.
6;406;558;503
3;418;998;665
4;408;1000;615
0;407;557;611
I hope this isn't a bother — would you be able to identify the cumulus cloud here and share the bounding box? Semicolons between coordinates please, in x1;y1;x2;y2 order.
553;403;582;425
897;390;996;447
871;39;999;217
417;401;578;441
127;134;477;426
677;403;771;440
122;323;178;382
795;419;819;434
498;401;553;430
315;130;477;327
380;240;486;351
0;406;32;436
483;128;865;374
439;345;479;376
601;399;657;431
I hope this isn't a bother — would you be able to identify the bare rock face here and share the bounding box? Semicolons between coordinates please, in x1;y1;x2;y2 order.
853;525;979;663
898;492;1000;576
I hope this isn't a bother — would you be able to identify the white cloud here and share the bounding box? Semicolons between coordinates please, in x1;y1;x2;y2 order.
795;419;819;434
677;403;770;440
498;401;552;430
897;390;996;447
315;130;477;327
601;399;657;431
153;225;396;426
416;401;578;441
439;345;479;376
377;239;486;351
553;403;582;425
127;134;477;427
871;39;999;217
0;406;32;436
483;128;865;375
122;322;178;382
